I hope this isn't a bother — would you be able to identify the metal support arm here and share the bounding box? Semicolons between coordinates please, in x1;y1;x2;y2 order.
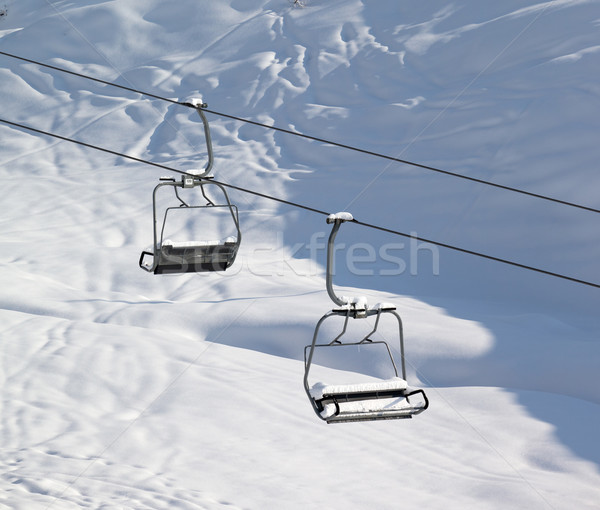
194;106;214;178
326;219;346;307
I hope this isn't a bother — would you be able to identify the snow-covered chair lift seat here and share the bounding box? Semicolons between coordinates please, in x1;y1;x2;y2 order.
139;190;241;274
309;377;428;423
155;235;239;274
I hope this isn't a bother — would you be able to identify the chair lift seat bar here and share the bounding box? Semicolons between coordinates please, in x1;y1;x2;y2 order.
323;405;422;423
140;250;237;272
309;377;408;400
325;412;412;423
162;236;238;248
160;246;236;258
154;259;231;274
321;396;420;419
154;239;238;274
319;389;429;423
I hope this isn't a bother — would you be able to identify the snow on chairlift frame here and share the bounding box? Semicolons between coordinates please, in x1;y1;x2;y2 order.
303;213;428;423
139;103;242;274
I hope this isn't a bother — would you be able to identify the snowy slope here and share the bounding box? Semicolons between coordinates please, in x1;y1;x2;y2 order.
1;0;599;508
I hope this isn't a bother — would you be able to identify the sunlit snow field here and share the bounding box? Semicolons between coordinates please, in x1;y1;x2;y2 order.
1;1;599;508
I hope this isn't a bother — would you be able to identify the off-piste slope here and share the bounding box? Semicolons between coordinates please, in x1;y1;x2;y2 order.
0;1;599;509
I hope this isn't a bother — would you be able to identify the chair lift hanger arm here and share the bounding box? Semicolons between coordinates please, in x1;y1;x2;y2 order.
179;98;213;178
194;105;214;178
325;212;354;308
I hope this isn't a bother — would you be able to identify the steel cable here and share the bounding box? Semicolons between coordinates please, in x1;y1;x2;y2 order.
1;116;598;289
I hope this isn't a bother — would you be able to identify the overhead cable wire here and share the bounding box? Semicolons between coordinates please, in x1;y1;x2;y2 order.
1;116;598;289
1;50;599;215
199;107;600;215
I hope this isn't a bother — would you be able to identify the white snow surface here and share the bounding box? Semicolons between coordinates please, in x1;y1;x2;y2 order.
1;0;600;509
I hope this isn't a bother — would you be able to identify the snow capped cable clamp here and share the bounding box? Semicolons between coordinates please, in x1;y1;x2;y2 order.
334;295;369;318
183;97;208;109
326;211;354;224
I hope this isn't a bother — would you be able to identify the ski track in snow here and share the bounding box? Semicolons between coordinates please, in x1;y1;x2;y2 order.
1;0;600;508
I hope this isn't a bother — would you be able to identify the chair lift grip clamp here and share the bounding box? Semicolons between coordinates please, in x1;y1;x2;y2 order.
181;98;208;109
326;211;354;224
